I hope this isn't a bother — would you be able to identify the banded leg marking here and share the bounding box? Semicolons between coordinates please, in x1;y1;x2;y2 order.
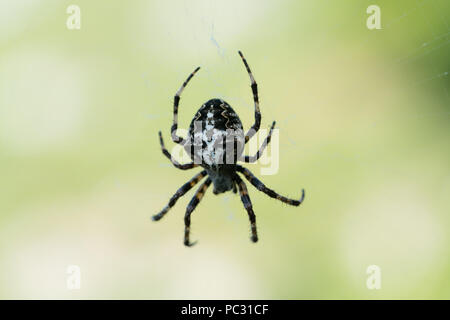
236;165;305;206
235;174;258;242
159;131;197;170
152;170;207;221
242;121;276;163
184;178;212;247
171;66;201;145
238;51;261;144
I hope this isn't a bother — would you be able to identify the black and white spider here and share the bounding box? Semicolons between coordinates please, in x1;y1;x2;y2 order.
152;51;305;246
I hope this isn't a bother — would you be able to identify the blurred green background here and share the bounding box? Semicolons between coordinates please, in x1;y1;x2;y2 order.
0;0;449;299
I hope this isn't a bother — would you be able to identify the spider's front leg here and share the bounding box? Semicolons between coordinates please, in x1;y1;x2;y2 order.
158;131;198;170
184;178;212;247
172;67;201;145
238;51;261;144
236;165;305;206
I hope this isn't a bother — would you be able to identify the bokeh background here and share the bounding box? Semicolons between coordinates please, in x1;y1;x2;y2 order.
0;0;449;299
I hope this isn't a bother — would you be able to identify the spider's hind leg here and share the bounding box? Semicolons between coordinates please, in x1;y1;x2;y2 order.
184;178;212;247
234;174;258;242
152;170;207;221
236;165;305;206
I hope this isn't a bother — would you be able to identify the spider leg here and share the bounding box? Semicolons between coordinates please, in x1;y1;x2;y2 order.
184;178;212;247
234;174;258;242
152;170;207;221
238;51;261;144
159;131;198;170
232;182;237;194
242;121;276;163
236;165;305;206
172;66;201;145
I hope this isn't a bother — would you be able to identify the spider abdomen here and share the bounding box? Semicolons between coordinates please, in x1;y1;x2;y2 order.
186;99;245;169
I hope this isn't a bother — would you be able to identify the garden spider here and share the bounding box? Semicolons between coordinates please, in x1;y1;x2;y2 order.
152;51;305;246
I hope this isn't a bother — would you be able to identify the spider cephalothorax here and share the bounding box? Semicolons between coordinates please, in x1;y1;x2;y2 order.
152;51;305;246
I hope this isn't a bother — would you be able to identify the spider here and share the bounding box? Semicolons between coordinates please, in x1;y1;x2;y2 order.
152;51;305;246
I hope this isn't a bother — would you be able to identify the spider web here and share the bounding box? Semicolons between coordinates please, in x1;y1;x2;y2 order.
154;0;450;220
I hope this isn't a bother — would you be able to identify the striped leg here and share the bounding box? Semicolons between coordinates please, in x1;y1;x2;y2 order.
172;66;201;145
184;178;212;247
159;131;198;170
152;170;207;221
236;165;305;206
234;174;258;243
242;121;276;163
238;51;261;144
